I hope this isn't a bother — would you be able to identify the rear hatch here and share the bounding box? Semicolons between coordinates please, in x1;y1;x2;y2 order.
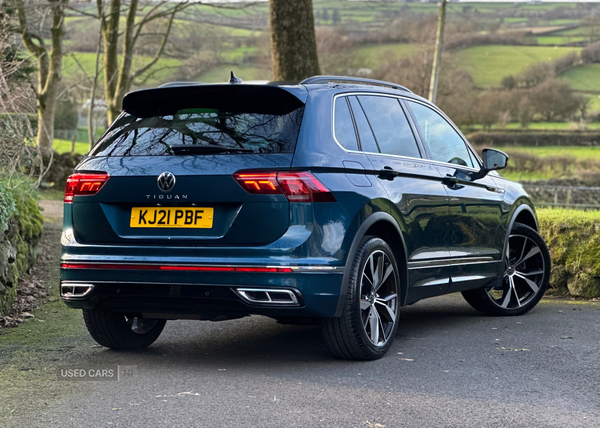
69;84;306;246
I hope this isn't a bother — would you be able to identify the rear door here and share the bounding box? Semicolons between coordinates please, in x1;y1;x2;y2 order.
343;94;452;301
70;85;306;247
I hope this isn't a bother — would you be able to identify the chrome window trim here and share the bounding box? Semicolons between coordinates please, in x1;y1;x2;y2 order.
331;92;483;171
403;97;483;168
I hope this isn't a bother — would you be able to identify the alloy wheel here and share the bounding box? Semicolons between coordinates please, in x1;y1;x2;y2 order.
359;250;398;346
487;233;545;309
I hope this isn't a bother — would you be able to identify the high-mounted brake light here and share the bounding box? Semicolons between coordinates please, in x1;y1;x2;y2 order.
64;173;109;203
233;171;336;203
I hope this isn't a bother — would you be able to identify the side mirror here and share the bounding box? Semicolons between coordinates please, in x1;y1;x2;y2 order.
470;148;509;181
482;148;508;171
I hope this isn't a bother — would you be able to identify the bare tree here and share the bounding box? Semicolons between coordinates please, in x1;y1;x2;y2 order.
93;0;188;123
270;0;320;81
14;0;67;156
0;0;47;186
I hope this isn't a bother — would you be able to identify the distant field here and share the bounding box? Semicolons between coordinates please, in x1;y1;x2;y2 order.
588;95;600;112
503;146;600;160
351;43;423;69
455;45;582;87
535;36;587;45
53;139;91;156
561;64;600;92
467;122;600;131
197;65;270;83
62;52;181;86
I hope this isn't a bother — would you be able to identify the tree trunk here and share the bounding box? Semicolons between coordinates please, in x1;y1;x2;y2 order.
99;0;122;124
17;0;66;156
97;0;182;124
270;0;320;82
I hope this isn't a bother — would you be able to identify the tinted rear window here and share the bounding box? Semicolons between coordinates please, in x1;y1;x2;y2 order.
89;89;305;157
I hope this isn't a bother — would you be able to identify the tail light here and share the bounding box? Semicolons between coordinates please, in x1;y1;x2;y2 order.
64;173;109;203
234;171;336;203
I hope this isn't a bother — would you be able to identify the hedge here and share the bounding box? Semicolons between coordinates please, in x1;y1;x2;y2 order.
468;131;600;147
0;180;43;316
538;208;600;299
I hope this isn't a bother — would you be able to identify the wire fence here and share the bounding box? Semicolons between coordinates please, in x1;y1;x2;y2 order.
522;185;600;210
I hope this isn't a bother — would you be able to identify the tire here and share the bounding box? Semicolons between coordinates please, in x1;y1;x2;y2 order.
462;222;550;316
83;309;166;350
322;236;401;360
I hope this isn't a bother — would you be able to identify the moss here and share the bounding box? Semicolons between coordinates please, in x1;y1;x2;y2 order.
538;208;600;299
0;181;17;233
13;189;43;241
0;178;43;316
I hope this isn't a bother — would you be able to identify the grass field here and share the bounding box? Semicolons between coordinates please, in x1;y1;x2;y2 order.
467;121;600;131
493;145;600;182
196;65;270;83
535;36;588;45
502;146;600;160
62;52;182;87
350;43;423;69
455;45;582;88
53;139;91;156
560;64;600;92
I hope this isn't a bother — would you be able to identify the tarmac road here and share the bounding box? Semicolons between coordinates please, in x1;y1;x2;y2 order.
1;204;599;428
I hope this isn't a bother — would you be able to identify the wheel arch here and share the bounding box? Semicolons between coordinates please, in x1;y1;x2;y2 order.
502;202;538;261
511;203;538;231
334;212;409;317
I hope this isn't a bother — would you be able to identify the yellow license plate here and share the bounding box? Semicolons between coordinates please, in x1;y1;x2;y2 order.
130;207;214;228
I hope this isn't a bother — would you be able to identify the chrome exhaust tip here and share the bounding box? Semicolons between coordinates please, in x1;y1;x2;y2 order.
61;282;94;298
235;288;300;306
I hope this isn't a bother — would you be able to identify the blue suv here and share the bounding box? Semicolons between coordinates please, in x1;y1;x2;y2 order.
60;75;550;360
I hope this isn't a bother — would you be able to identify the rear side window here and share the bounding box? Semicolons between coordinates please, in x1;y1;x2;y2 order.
407;101;476;168
90;100;304;157
334;97;359;151
348;96;379;154
357;96;421;159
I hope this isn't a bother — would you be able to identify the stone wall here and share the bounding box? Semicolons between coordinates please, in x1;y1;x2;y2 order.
0;186;43;316
538;209;600;299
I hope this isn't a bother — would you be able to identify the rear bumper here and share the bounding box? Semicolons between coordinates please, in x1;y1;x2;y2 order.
60;266;344;318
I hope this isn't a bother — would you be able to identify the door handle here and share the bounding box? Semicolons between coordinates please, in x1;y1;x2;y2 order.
378;166;400;180
443;174;465;190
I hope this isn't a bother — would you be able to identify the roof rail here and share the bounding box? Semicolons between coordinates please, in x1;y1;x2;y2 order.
300;75;412;93
158;81;204;88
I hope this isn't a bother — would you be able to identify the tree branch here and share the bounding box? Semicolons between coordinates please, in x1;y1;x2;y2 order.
131;6;179;80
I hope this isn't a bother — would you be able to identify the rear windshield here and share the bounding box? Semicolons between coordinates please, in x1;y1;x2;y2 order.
89;105;304;157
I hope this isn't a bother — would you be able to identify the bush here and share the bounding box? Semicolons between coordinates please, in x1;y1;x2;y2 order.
538;208;600;298
54;100;79;130
528;79;584;121
581;41;600;64
0;113;37;135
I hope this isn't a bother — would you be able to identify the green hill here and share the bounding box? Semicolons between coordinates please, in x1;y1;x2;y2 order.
560;64;600;92
455;45;582;88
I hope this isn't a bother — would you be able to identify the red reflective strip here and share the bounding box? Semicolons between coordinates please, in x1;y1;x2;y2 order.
236;267;293;273
61;263;293;273
160;266;234;272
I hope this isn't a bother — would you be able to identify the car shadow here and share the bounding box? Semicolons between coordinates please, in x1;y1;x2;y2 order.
82;294;486;368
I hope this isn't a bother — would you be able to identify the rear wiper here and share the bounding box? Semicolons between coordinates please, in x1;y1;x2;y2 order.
170;144;253;154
